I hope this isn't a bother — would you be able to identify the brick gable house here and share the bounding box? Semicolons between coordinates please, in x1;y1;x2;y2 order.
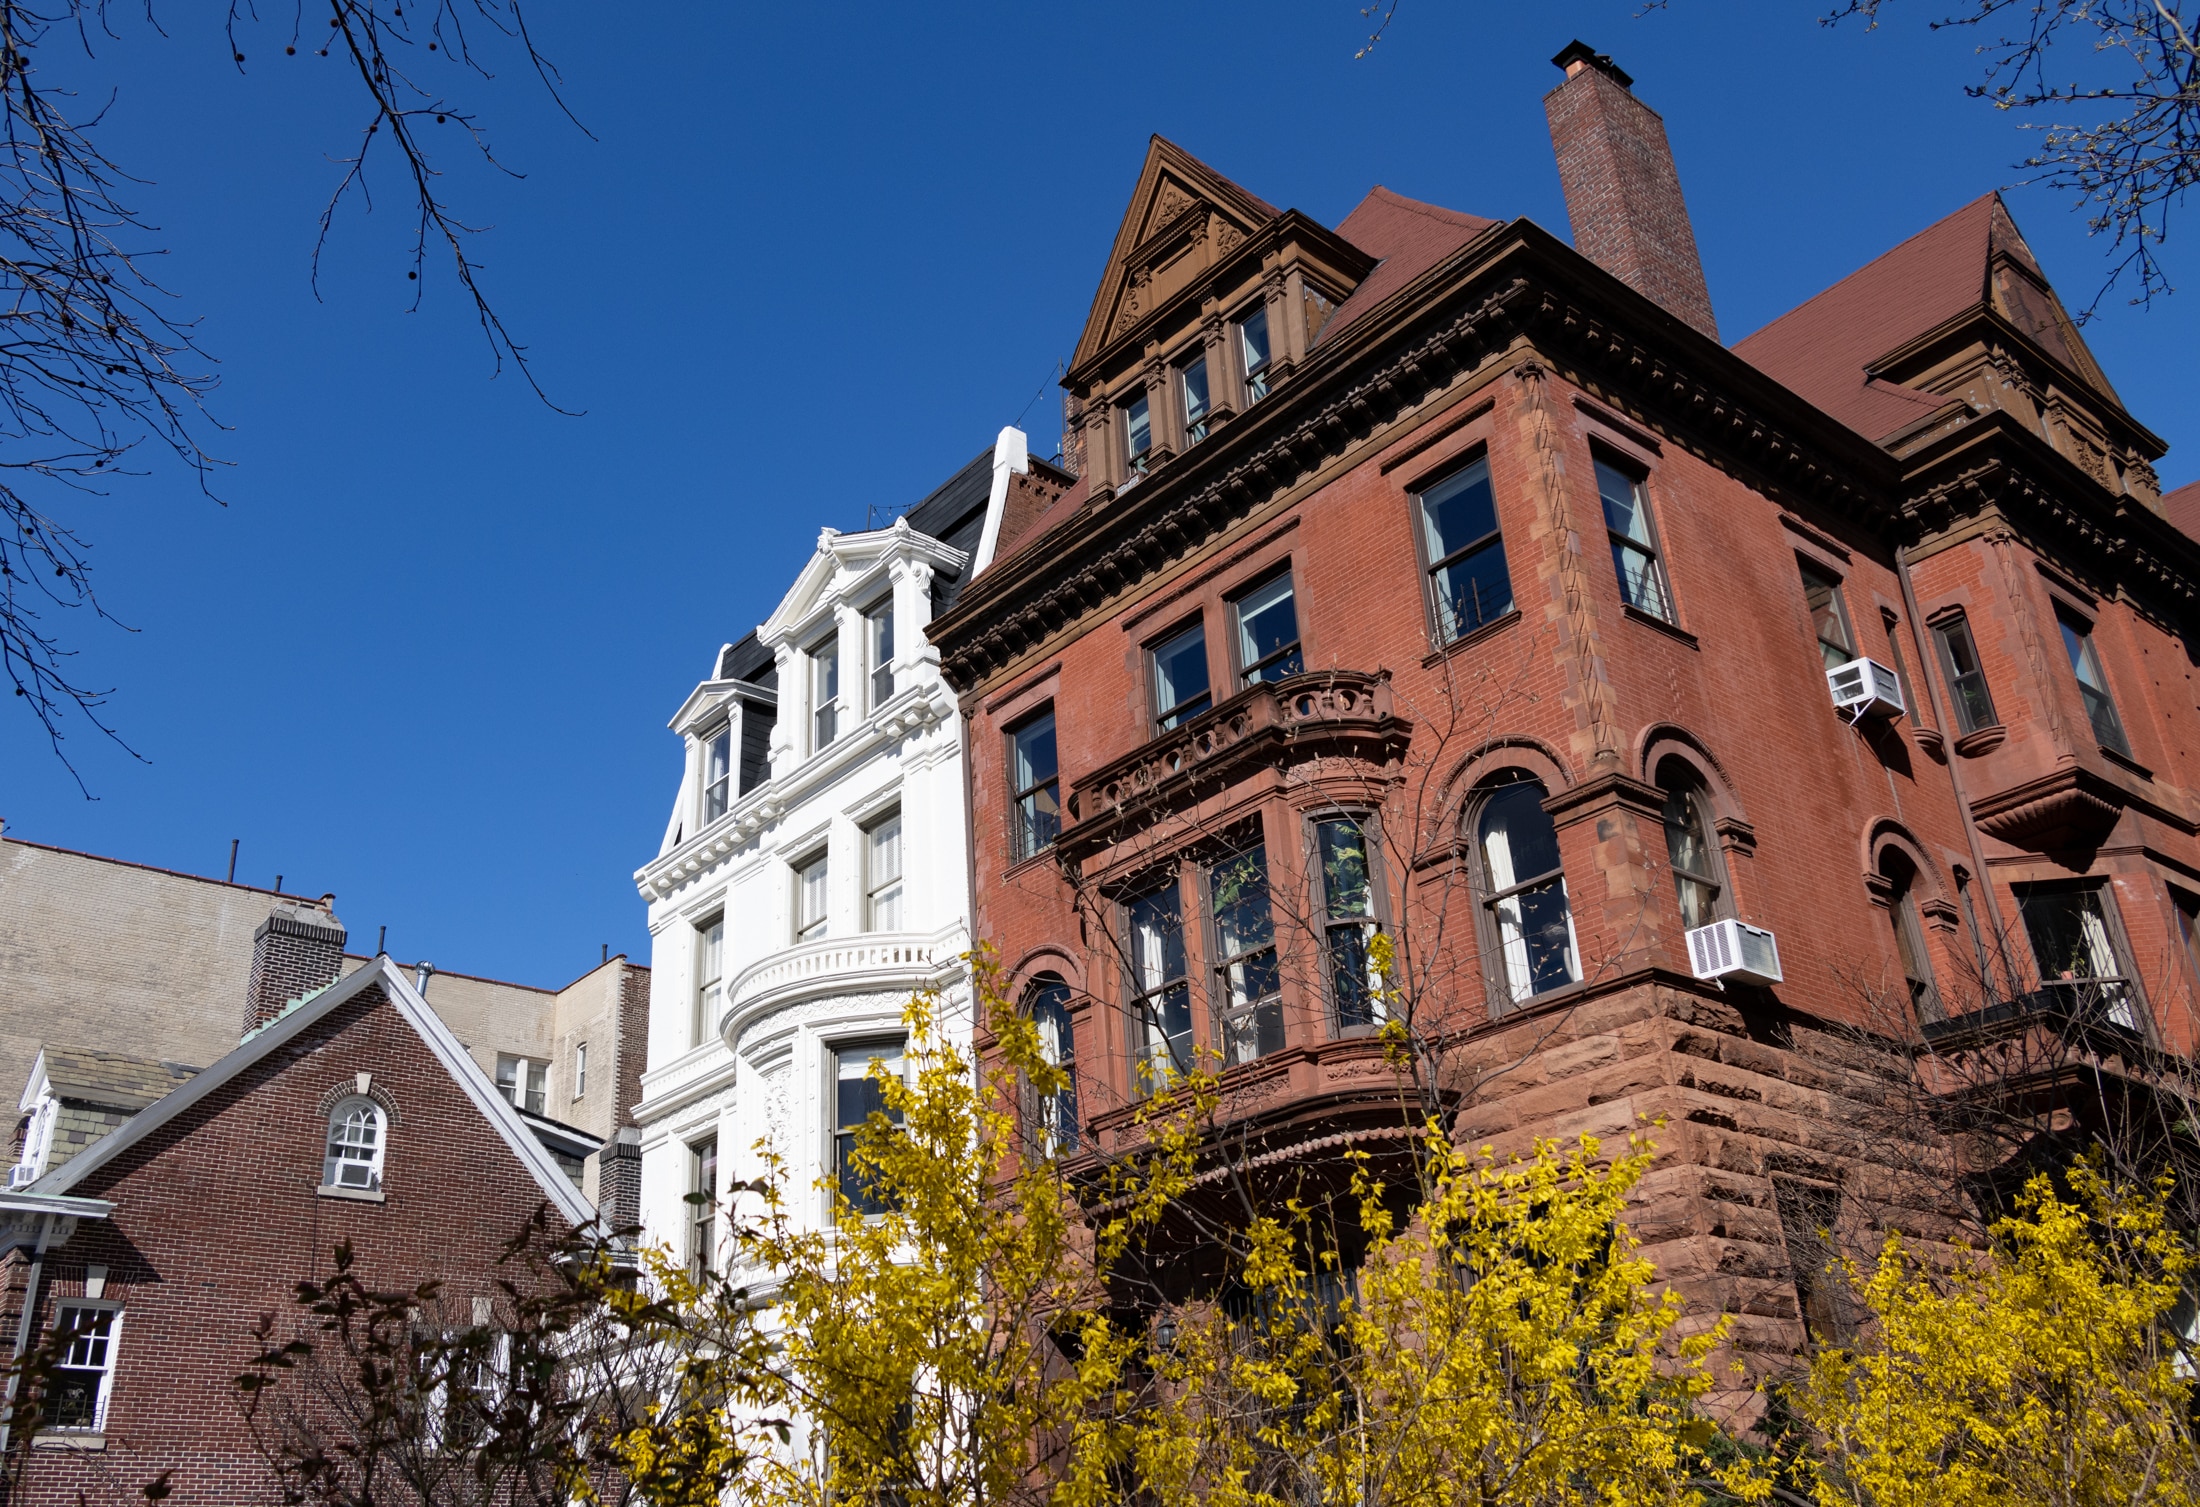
0;955;597;1506
929;41;2195;1392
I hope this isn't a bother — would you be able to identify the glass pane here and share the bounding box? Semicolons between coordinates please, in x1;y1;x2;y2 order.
2060;616;2130;753
1611;540;1672;619
814;641;839;701
1234;574;1299;681
1239;308;1270;396
799;857;829;940
1012;713;1057;793
1152;623;1211;728
1017;786;1060;858
1675;876;1718;932
1328;924;1377;1028
2020;888;2121;983
46;1368;102;1429
1419;460;1500;562
1126;395;1151;459
1800;564;1852;669
870;602;893;662
870;816;902;887
1220;990;1284;1065
1317;818;1374;919
1494;878;1580;1001
1478;781;1561;891
1142;983;1193;1082
1936;620;1997;733
1182;358;1209;425
1128;883;1185;991
1595;459;1653;545
704;728;732;820
1211;844;1276;962
1432;543;1514;642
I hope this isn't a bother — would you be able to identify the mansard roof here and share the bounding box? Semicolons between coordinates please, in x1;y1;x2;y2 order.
1734;193;2139;447
1069;137;1284;374
32;955;597;1228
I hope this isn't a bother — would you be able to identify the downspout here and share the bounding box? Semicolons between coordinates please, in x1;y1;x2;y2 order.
1896;545;2018;996
0;1214;55;1456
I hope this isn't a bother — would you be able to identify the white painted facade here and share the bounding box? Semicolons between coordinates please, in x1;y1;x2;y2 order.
630;434;1032;1267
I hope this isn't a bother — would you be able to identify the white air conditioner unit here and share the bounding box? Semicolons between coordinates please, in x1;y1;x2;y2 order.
7;1162;37;1190
1825;657;1905;722
1686;919;1784;987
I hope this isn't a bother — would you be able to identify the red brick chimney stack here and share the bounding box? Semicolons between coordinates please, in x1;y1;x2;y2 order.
244;896;348;1036
1543;40;1719;340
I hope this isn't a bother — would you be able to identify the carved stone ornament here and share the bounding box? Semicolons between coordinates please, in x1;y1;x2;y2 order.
1216;220;1243;254
1153;181;1195;230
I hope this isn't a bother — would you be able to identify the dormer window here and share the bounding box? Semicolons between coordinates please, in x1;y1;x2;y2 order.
701;722;732;824
1237;306;1271;404
867;597;895;707
812;636;841;749
1124;393;1153;474
1180;356;1211;446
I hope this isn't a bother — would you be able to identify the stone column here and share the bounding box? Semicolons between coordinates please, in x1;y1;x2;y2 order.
770;642;800;777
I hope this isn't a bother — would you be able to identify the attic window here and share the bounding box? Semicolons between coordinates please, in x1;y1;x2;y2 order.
1238;307;1271;403
1180;356;1211;446
701;721;732;824
1124;393;1152;473
323;1096;386;1194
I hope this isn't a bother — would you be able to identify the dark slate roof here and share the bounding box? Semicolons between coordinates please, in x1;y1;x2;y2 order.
903;448;996;611
40;1046;200;1113
716;631;778;687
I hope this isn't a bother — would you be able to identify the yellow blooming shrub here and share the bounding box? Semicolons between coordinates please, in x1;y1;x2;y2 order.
1798;1160;2200;1507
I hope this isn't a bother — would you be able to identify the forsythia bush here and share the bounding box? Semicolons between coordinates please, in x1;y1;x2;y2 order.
1797;1162;2200;1507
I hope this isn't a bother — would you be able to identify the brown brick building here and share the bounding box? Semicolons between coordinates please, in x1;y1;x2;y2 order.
0;956;597;1505
930;43;2196;1375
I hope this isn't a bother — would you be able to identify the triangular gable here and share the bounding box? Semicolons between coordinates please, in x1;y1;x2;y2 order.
1981;197;2120;404
35;956;597;1228
1070;137;1282;372
758;520;972;650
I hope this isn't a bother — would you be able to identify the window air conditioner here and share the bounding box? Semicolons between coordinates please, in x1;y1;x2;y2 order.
1825;657;1905;722
7;1162;37;1190
1686;919;1784;987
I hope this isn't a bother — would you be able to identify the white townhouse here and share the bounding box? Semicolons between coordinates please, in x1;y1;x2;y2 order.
631;428;1058;1266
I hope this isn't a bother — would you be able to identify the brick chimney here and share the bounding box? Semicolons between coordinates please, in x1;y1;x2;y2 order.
244;896;347;1035
1543;41;1719;340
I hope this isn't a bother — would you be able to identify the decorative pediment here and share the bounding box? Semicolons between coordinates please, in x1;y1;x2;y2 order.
1071;138;1281;372
758;519;970;651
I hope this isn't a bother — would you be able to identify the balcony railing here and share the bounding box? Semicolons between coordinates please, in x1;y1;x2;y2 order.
1061;670;1408;858
724;931;947;1023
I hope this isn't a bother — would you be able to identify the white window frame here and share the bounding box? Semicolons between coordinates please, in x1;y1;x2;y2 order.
865;811;904;933
322;1095;388;1194
795;851;830;944
700;720;733;825
693;913;725;1048
573;1041;588;1100
867;596;896;710
812;633;842;751
44;1301;122;1434
494;1056;549;1116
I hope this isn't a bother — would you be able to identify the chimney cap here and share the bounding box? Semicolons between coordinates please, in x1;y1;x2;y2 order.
1552;40;1632;89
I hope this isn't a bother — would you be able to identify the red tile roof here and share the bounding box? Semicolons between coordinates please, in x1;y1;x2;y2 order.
2164;479;2200;540
1731;195;2003;443
1322;187;1502;344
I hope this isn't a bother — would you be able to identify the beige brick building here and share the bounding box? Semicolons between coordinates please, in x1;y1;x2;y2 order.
0;829;646;1211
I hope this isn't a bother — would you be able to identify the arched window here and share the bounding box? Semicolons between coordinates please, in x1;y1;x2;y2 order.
1655;759;1726;931
324;1096;386;1193
1025;976;1079;1156
1879;851;1939;1022
1474;775;1579;1005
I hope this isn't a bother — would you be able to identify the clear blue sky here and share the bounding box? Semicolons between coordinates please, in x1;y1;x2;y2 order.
5;1;2192;987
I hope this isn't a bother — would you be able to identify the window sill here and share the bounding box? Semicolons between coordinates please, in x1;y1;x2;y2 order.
317;1184;386;1203
33;1432;106;1450
1420;608;1523;668
2099;743;2153;780
1002;844;1059;883
1620;604;1698;648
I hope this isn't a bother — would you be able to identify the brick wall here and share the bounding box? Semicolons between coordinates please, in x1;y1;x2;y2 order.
242;902;348;1034
2;981;576;1507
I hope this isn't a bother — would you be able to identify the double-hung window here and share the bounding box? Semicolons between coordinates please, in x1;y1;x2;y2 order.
1799;562;1855;671
867;597;895;708
1181;356;1211;447
45;1306;120;1432
1880;852;1939;1021
574;1041;588;1100
496;1056;548;1115
694;914;725;1046
1151;622;1212;733
1656;764;1724;931
833;1041;905;1218
1124;393;1153;474
866;812;903;931
1009;711;1060;859
701;722;732;824
812;636;842;750
689;1136;718;1278
1594;456;1673;621
1238;307;1272;404
1209;839;1284;1065
2018;883;2144;1031
1027;976;1079;1155
1418;458;1514;643
2058;609;2131;756
1932;613;1998;734
1233;572;1303;685
795;853;829;944
1315;816;1382;1030
1475;776;1580;1006
1125;880;1193;1092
